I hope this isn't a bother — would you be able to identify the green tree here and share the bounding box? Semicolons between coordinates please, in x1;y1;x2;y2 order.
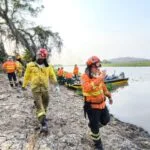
0;0;62;57
102;59;111;64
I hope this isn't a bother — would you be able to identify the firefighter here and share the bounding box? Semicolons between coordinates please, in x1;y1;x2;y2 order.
22;48;59;133
2;56;18;87
81;56;113;150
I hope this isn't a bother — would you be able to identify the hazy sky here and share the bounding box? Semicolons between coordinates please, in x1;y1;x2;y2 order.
28;0;150;64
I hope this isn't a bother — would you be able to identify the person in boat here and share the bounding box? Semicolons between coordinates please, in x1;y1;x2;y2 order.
81;56;113;150
73;64;79;79
2;56;18;87
57;67;65;85
22;48;59;133
65;72;74;85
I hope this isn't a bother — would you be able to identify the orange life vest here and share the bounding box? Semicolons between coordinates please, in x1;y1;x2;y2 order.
73;66;79;75
81;73;111;109
65;72;73;79
2;61;17;73
57;69;64;77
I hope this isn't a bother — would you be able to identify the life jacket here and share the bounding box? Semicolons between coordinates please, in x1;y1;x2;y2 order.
2;61;16;73
73;66;79;75
65;72;73;79
57;69;64;77
81;73;111;109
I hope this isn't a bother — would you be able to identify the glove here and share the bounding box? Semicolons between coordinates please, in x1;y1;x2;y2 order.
100;70;107;79
55;85;60;93
108;97;113;105
93;71;107;86
22;87;27;91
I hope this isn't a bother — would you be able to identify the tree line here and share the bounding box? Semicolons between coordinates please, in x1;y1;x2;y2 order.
0;0;63;63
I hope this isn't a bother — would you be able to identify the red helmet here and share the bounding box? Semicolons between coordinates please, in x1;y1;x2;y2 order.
36;48;48;59
86;56;101;66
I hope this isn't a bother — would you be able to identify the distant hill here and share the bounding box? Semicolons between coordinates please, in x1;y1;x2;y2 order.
108;57;150;63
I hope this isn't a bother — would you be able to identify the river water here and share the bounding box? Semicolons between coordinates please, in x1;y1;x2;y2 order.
64;66;150;133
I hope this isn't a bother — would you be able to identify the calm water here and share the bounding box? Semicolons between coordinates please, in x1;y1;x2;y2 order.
64;66;150;133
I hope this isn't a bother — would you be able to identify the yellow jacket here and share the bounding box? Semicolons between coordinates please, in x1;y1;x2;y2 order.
22;62;57;92
16;61;24;77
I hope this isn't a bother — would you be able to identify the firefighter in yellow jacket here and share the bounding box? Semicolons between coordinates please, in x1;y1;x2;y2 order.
16;55;25;86
22;48;59;133
81;56;113;150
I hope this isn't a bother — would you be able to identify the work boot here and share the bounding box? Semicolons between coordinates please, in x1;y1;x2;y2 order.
40;117;48;133
94;139;104;150
15;83;18;87
10;83;13;87
19;81;22;86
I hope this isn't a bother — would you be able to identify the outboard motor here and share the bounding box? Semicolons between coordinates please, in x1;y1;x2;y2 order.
119;72;125;79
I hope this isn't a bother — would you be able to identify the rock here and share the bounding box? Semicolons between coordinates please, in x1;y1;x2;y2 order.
0;74;150;150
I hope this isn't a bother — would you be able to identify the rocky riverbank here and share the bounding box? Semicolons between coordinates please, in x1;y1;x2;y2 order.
0;73;150;150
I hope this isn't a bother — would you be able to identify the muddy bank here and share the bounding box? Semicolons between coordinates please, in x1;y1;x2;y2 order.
0;74;150;150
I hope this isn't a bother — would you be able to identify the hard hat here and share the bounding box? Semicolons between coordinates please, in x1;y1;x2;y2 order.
36;48;48;59
7;56;13;60
86;56;101;67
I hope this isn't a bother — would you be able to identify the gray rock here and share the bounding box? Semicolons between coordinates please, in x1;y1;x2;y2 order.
0;74;150;150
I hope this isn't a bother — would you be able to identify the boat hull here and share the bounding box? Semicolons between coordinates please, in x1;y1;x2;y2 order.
66;78;129;90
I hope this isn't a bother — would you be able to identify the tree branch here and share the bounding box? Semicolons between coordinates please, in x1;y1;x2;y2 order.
4;0;8;14
18;28;37;50
11;7;17;19
0;6;4;17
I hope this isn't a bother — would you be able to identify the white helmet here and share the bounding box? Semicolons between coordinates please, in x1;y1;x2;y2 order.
7;56;13;60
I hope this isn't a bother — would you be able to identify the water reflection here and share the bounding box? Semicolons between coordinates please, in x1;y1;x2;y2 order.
111;82;129;92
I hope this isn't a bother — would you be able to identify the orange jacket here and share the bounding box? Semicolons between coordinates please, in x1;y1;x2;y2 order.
57;68;64;77
2;61;17;73
81;73;111;109
65;72;73;79
73;66;79;75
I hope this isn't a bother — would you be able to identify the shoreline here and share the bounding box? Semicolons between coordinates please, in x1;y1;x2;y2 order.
0;73;150;150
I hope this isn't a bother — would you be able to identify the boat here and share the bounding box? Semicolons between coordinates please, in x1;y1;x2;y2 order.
105;77;129;86
66;78;128;90
66;72;129;91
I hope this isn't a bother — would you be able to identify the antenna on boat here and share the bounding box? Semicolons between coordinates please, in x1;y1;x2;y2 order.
113;70;116;76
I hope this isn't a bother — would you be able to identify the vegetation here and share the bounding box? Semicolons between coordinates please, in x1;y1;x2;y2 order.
102;61;150;67
0;0;63;59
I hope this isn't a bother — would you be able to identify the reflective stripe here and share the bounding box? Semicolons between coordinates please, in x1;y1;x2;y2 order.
83;90;103;96
89;131;99;136
99;83;103;88
91;135;101;140
89;131;101;140
37;111;45;118
6;67;15;69
91;82;97;89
